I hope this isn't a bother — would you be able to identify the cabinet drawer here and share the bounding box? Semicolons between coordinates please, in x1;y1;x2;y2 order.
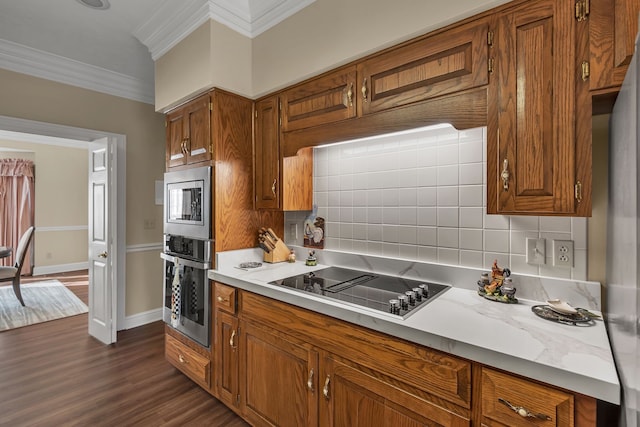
215;282;237;314
480;368;573;427
165;334;211;388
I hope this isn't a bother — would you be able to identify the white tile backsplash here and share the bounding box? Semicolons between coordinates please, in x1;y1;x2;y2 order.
287;124;588;280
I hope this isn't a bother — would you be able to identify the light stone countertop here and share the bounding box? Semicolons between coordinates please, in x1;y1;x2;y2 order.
209;247;620;404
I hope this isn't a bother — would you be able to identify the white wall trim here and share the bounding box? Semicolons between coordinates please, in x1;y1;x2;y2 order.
0;39;154;105
126;242;163;253
124;308;163;330
33;261;89;276
36;225;88;232
133;0;211;61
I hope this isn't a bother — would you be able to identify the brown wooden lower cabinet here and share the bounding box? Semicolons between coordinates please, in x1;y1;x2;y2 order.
240;320;319;427
165;330;211;389
216;310;240;408
165;283;599;427
320;354;470;427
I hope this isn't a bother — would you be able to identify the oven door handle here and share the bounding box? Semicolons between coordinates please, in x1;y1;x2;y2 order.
160;252;210;270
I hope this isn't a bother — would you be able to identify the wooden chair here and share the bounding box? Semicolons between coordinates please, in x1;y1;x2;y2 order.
0;226;35;306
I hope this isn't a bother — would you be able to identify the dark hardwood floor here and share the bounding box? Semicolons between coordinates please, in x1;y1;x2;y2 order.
0;271;249;427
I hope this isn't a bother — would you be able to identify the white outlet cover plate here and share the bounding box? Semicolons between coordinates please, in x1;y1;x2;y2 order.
552;239;574;267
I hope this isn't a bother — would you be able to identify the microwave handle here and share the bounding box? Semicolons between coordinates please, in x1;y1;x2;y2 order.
160;252;210;270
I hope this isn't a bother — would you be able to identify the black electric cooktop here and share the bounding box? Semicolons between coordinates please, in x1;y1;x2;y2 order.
269;267;450;319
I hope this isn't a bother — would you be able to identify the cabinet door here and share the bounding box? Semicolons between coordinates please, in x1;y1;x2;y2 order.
480;368;573;427
165;94;212;169
319;355;469;427
282;67;357;132
216;310;239;408
183;94;212;165
166;108;186;168
488;0;588;215
241;321;318;427
589;0;640;92
255;96;281;209
358;18;489;116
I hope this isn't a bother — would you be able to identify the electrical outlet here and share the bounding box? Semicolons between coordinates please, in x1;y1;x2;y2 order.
552;240;574;267
526;238;546;265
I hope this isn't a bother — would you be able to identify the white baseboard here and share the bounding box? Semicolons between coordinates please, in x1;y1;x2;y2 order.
123;308;163;330
33;262;89;276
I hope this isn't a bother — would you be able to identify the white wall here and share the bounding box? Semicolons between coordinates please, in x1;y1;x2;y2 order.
285;125;588;280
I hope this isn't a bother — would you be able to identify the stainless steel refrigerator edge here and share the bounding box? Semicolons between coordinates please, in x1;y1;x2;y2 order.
607;27;640;427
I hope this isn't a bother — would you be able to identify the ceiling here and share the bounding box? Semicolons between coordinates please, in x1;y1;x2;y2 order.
0;0;314;104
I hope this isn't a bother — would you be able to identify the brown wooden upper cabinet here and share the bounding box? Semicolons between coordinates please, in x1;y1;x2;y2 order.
589;0;640;93
282;67;358;132
254;96;281;210
487;0;591;216
358;17;490;116
254;95;313;211
165;93;212;170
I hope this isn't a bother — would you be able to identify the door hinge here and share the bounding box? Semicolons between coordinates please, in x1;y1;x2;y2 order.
581;61;590;81
209;102;213;111
236;394;240;405
255;109;258;119
575;0;590;21
488;57;495;74
209;143;213;154
487;30;494;47
575;181;583;203
164;119;168;128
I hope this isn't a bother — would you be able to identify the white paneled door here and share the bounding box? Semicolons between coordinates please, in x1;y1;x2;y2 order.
88;138;116;344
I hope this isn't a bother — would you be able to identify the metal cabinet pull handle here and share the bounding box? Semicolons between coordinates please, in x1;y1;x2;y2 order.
322;375;331;399
361;78;368;102
501;159;510;191
229;330;237;348
271;178;277;196
178;354;188;364
347;83;354;106
575;181;583;203
217;296;229;303
307;369;314;391
98;251;108;258
498;398;551;420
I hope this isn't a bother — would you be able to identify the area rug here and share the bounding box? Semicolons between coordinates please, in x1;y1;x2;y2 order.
0;280;88;331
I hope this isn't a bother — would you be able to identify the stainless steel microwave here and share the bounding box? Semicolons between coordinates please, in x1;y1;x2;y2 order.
163;166;212;240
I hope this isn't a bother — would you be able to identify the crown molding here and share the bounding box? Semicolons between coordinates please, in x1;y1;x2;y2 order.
208;0;316;38
0;39;154;105
133;0;211;61
134;0;316;60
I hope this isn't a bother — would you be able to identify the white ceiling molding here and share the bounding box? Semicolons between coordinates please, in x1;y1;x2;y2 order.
134;0;315;60
0;39;154;105
133;0;212;61
208;0;316;38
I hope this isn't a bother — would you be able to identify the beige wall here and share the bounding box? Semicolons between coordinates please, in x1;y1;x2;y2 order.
0;139;88;268
0;68;166;318
155;20;252;111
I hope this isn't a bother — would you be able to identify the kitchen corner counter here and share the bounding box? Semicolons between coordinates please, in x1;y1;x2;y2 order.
209;248;620;404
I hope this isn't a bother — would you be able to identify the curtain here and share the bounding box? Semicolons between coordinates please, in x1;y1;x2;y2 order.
0;159;35;274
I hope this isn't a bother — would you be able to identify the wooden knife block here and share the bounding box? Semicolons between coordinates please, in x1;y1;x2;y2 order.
263;239;292;263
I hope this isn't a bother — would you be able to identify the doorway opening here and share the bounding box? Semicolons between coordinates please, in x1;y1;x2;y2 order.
0;115;125;343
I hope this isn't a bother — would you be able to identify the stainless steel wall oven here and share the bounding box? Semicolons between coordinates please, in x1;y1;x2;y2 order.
161;234;212;347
